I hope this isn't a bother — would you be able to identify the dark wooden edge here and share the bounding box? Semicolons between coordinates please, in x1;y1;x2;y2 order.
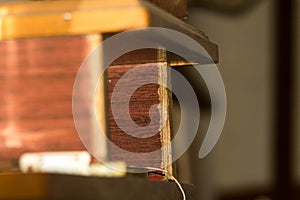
142;0;219;63
149;0;188;19
0;173;194;200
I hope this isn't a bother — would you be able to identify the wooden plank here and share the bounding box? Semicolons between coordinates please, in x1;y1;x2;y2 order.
106;50;173;176
0;35;97;164
0;173;47;199
0;0;218;63
0;0;149;40
0;173;194;200
106;63;163;169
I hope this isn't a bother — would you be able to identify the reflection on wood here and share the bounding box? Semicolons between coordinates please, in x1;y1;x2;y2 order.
107;64;162;168
0;36;92;163
106;49;174;173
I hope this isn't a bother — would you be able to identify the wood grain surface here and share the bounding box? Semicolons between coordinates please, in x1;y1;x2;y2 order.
0;0;149;40
0;36;91;163
106;63;163;168
0;36;172;172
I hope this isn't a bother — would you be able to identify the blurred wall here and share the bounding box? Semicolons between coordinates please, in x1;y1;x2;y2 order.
180;0;275;198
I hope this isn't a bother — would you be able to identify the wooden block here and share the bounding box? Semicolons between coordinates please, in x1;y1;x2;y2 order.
106;49;173;175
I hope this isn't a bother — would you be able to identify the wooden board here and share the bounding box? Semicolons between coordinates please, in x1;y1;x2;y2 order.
106;49;173;175
0;173;194;200
0;35;95;164
0;0;149;39
107;64;162;167
0;0;218;63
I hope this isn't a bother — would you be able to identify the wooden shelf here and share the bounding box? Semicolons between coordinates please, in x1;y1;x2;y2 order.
0;0;218;63
0;173;193;200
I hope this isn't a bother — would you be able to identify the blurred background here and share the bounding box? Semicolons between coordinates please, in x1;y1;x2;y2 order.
176;0;299;199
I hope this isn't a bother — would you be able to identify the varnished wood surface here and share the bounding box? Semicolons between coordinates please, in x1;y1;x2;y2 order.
107;63;162;168
0;0;149;40
0;36;172;172
106;48;173;175
0;36;91;162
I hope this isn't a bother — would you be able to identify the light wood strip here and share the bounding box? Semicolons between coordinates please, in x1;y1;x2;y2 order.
0;0;149;40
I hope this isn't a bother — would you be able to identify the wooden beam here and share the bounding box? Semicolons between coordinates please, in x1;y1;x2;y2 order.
0;0;150;40
0;173;194;200
0;0;218;63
